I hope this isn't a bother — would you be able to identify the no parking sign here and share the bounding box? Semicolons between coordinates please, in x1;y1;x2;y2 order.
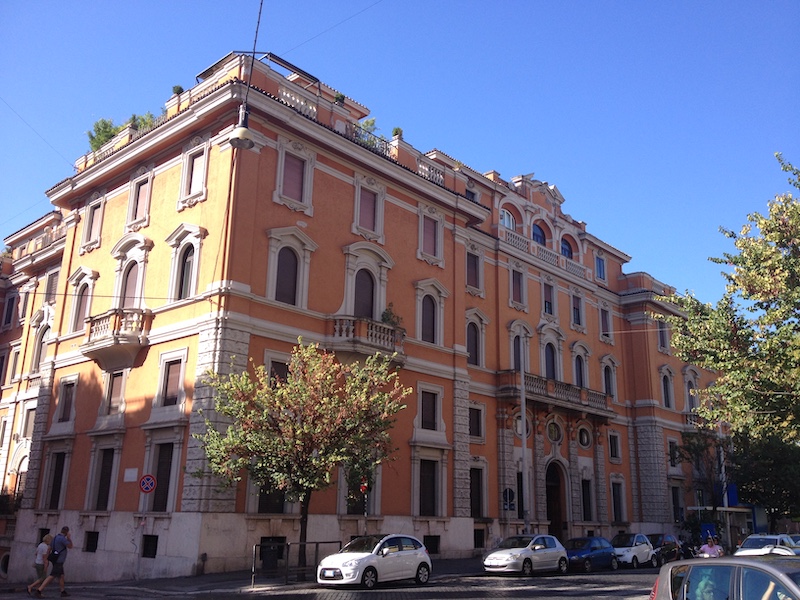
139;474;157;494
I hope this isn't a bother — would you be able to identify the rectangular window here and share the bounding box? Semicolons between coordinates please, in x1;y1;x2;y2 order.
161;360;181;407
465;189;476;202
422;215;438;257
421;391;437;430
151;443;174;512
611;482;624;523
85;531;99;553
669;441;678;467
59;382;75;423
22;408;36;438
0;353;6;386
601;309;611;337
48;452;66;510
95;448;114;511
512;270;523;304
358;188;377;231
468;407;482;437
257;487;285;514
544;284;554;315
188;151;205;197
3;296;16;326
609;433;620;459
582;479;593;521
469;468;483;518
107;372;124;415
672;486;683;522
269;361;289;385
658;321;669;349
9;350;19;382
419;459;437;516
595;256;606;280
87;203;102;243
142;535;158;558
283;153;305;202
132;179;149;221
572;295;582;325
466;252;479;289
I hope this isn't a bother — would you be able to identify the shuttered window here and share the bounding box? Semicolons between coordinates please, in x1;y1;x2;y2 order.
359;189;376;231
282;154;305;202
151;443;174;512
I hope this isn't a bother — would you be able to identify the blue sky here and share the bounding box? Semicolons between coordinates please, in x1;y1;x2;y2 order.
1;1;797;303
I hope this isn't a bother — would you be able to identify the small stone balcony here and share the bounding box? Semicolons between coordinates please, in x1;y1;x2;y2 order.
80;308;154;371
326;316;405;364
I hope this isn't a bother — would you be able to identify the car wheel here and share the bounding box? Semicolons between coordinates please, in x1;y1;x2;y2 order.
651;554;659;568
610;556;619;571
631;556;639;569
521;558;533;576
582;558;592;572
557;557;568;574
361;567;378;589
415;563;430;585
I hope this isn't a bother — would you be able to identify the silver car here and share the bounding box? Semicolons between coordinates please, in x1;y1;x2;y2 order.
483;534;568;576
649;555;800;600
735;534;800;556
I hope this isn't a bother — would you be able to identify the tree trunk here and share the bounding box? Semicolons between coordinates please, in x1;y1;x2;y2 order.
298;492;311;577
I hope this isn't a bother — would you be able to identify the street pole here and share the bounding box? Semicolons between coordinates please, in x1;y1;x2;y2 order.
520;364;531;534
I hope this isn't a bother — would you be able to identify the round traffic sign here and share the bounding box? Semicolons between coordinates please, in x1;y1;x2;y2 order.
139;474;157;494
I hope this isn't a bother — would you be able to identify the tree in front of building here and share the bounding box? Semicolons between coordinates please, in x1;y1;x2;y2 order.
730;434;800;532
666;156;800;441
198;339;410;570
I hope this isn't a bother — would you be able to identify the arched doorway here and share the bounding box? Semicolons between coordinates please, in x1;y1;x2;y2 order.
546;463;566;540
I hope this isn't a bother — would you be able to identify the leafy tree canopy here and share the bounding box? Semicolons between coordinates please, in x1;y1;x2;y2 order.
665;156;800;441
86;112;157;151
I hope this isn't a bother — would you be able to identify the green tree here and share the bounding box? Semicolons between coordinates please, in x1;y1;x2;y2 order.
730;434;800;532
197;339;410;570
87;118;122;151
666;156;800;441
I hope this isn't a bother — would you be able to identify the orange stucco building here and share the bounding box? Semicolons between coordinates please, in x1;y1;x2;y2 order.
0;52;716;581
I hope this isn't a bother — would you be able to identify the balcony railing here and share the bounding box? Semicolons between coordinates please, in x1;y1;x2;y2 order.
328;316;405;358
81;308;153;371
498;370;613;417
344;122;393;159
12;225;67;262
499;226;589;280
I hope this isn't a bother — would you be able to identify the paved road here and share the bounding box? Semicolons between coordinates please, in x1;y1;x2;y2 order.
0;569;659;599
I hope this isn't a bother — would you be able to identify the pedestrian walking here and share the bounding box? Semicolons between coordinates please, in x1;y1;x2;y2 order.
34;526;72;597
26;533;52;595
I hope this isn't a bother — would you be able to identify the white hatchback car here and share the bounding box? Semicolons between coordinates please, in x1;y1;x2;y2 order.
611;532;657;568
317;533;431;589
483;534;568;576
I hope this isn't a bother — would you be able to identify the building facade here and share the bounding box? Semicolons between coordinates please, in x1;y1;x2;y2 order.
0;52;714;582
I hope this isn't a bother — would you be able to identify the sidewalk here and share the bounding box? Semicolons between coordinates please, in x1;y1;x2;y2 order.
2;557;484;597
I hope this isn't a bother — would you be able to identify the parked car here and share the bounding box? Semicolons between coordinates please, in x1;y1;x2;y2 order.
647;533;681;565
734;534;800;556
649;555;800;600
565;536;619;572
791;534;800;546
483;534;568;576
611;532;657;568
317;533;431;589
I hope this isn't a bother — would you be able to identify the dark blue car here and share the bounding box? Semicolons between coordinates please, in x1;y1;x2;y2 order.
565;537;619;572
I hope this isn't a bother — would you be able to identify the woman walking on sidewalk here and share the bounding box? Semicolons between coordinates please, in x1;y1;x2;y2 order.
34;526;72;597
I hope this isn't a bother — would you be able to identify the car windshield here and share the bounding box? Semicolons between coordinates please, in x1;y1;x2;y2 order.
741;537;779;549
565;539;590;550
498;536;533;549
648;535;663;546
340;536;382;553
612;534;635;547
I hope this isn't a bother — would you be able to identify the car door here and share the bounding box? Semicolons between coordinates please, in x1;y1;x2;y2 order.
397;537;422;579
377;537;403;581
634;535;651;564
530;536;556;570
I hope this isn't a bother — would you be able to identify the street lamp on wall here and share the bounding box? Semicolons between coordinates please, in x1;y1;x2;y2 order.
229;0;264;150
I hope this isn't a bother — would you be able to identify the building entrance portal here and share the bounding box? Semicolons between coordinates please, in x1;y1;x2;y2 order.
546;463;565;541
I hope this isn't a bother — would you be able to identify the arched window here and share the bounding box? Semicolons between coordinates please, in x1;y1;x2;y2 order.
686;381;696;410
421;295;436;343
513;335;522;371
467;322;479;366
177;245;195;301
500;208;516;230
72;283;89;333
275;247;298;305
575;355;585;388
663;374;672;408
560;239;573;259
121;262;139;308
545;343;557;380
531;224;546;246
32;326;49;373
354;269;375;318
